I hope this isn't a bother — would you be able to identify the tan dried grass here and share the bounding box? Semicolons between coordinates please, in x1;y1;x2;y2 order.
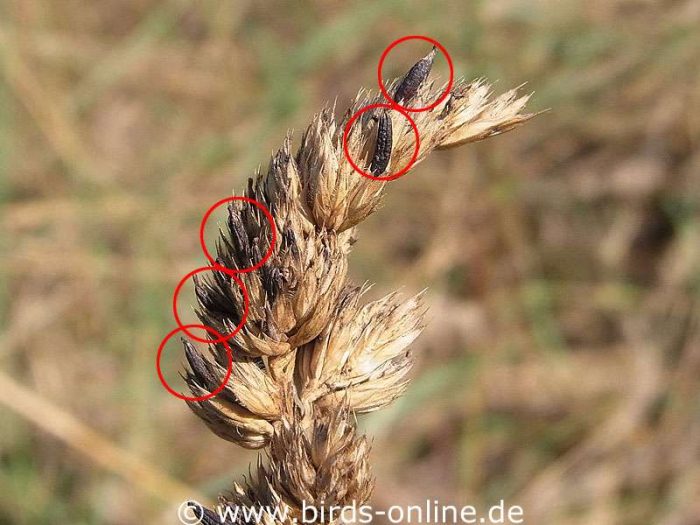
183;48;535;523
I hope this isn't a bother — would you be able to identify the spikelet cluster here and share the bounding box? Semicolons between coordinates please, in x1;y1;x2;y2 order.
183;49;534;522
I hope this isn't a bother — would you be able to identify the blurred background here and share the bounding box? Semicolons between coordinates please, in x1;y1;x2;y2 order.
1;0;700;524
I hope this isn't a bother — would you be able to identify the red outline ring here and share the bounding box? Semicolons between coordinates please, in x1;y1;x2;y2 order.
377;35;454;113
156;324;233;402
200;196;277;274
342;103;420;182
172;266;249;344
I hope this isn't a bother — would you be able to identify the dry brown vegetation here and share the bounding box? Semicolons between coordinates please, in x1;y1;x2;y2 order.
1;1;700;524
180;46;533;523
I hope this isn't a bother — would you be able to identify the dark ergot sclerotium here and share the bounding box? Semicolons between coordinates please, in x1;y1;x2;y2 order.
369;110;393;177
227;205;251;261
393;46;437;106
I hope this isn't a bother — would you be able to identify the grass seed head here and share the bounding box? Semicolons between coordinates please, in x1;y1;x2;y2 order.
183;48;535;515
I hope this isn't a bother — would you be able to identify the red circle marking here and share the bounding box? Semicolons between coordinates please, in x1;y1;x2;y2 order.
200;196;277;274
377;35;454;113
156;324;233;402
342;103;420;182
172;266;249;344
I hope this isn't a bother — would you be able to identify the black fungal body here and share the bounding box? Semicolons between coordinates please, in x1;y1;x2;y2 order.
261;265;285;301
369;111;393;177
227;206;251;261
183;340;218;388
393;47;436;106
193;273;239;321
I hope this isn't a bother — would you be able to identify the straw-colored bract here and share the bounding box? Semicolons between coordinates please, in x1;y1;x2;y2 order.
184;49;534;524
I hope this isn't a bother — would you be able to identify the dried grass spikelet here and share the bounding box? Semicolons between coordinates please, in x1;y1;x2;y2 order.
298;106;386;232
197;142;352;358
197;230;350;358
182;46;535;517
297;286;426;413
216;403;372;524
183;340;280;448
437;80;535;149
